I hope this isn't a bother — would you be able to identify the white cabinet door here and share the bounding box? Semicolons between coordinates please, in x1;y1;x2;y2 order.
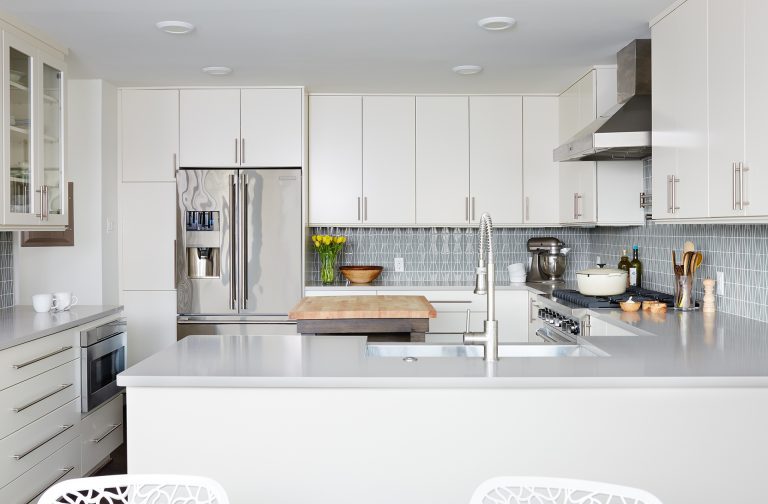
363;96;415;224
469;96;522;225
708;0;746;218
122;290;177;366
416;97;469;225
523;96;560;225
596;161;645;225
240;88;302;167
121;183;176;290
744;0;768;216
496;290;528;343
308;96;362;224
559;162;594;224
577;162;596;223
559;165;580;224
651;0;709;220
559;80;579;143
179;89;240;168
121;90;179;182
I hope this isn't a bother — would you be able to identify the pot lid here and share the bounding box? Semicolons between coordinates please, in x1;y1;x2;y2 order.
577;268;628;277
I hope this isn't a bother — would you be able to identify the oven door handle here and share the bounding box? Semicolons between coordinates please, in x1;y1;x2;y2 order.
535;328;559;343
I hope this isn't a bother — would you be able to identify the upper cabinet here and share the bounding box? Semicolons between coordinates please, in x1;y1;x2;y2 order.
522;96;560;226
1;28;67;230
121;89;179;182
179;87;303;168
652;0;768;221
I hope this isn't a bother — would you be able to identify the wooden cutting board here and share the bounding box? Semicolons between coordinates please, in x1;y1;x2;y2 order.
289;295;437;320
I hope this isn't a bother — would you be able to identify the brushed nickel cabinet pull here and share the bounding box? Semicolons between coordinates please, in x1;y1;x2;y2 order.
12;424;73;460
24;466;75;504
673;177;680;212
364;197;368;221
91;423;122;443
234;138;239;164
357;197;361;221
12;383;73;413
465;197;469;221
732;162;738;210
12;346;73;370
241;138;245;164
575;194;583;218
740;162;749;209
525;196;530;221
471;197;476;221
667;175;673;213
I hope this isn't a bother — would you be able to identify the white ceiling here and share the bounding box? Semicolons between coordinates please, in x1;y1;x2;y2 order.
0;0;673;93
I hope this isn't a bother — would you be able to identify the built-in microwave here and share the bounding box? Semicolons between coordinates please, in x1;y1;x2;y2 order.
81;319;127;412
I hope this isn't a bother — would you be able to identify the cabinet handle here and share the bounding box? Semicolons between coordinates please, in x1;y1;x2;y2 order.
12;383;73;413
12;346;73;369
91;423;122;443
363;197;368;221
12;424;73;460
525;196;530;221
35;186;43;220
574;193;583;219
357;197;361;221
732;162;738;210
173;153;177;178
24;466;75;504
241;138;245;164
234;138;239;164
740;162;749;210
465;197;469;221
229;175;237;310
673;177;680;212
471;197;476;221
43;186;49;220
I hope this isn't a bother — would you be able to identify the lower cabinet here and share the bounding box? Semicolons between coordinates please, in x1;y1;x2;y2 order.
122;290;178;366
527;292;544;343
81;393;124;475
588;316;639;337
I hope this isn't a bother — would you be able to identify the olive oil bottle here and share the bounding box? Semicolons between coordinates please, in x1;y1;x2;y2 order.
629;245;643;288
618;249;631;288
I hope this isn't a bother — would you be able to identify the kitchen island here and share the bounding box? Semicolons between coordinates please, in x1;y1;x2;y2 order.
118;312;768;504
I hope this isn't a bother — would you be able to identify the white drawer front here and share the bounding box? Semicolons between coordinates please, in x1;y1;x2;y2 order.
0;436;81;504
0;330;79;390
82;393;124;474
0;398;80;487
0;360;80;440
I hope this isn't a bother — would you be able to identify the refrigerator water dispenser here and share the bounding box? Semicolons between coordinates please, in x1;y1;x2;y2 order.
185;211;221;278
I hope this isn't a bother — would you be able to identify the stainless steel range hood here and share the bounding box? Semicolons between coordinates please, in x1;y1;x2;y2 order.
554;39;651;162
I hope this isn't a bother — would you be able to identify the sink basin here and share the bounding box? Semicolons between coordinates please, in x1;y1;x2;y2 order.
365;343;603;358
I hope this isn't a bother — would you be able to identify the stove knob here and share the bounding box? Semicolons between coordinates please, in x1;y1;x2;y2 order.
570;325;580;335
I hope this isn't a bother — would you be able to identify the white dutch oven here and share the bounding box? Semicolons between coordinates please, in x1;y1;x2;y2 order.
576;268;628;296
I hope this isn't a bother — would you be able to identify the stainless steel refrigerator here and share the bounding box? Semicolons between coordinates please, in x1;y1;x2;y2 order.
176;169;302;338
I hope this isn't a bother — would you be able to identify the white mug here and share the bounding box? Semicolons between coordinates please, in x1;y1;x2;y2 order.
32;294;54;313
53;292;78;311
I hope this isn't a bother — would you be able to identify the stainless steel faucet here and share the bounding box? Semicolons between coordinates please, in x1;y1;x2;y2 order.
463;212;498;361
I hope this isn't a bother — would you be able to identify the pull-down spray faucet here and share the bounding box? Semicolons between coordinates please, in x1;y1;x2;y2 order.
463;212;498;361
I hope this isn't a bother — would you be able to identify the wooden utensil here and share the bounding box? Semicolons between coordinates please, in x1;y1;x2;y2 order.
692;252;703;273
683;251;693;276
684;241;695;254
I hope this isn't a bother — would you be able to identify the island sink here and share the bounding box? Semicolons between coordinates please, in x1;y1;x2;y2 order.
365;343;605;358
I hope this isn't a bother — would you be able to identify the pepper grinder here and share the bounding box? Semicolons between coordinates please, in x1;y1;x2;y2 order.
702;278;716;313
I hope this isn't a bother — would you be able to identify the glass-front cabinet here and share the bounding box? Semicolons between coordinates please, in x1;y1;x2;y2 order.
2;31;66;228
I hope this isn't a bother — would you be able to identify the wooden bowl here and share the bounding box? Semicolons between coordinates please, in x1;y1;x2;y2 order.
620;301;641;312
339;266;383;284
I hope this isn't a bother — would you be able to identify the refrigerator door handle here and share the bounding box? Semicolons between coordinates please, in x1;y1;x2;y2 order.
241;174;249;310
229;174;237;310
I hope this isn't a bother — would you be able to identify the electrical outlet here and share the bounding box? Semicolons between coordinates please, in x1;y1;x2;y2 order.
716;271;725;296
394;257;404;272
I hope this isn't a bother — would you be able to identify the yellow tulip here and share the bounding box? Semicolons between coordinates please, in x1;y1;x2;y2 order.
340;236;346;243
324;236;331;245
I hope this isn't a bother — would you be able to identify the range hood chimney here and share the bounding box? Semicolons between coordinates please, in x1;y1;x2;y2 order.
554;39;652;162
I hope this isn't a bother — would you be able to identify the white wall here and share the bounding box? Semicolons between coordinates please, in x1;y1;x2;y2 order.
101;82;119;305
14;79;117;306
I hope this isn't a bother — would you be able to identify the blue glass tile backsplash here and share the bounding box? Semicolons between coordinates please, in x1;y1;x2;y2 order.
0;232;13;309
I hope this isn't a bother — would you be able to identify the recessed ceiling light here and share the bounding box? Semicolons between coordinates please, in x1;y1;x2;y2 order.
453;65;483;76
477;16;517;31
156;21;195;35
202;66;233;76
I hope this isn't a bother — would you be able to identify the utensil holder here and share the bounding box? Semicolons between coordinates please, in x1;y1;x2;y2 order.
675;274;695;310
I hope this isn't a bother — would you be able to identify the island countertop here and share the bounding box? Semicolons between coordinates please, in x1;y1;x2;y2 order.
118;307;768;388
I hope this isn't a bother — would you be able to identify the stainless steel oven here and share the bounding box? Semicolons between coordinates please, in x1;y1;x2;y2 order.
81;318;127;412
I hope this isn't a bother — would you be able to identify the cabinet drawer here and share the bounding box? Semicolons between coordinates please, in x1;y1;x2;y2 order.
0;330;79;390
0;436;81;504
0;398;80;487
0;360;80;440
82;393;124;475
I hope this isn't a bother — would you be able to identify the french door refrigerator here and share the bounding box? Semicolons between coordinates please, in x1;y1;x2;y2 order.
176;168;302;338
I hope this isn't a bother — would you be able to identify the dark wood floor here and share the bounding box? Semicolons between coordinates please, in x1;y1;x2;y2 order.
94;443;127;476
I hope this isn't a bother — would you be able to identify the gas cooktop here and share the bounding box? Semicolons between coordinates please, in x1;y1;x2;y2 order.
551;287;674;309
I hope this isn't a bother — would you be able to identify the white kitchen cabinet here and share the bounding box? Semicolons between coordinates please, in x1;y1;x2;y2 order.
180;88;303;168
559;67;616;143
651;0;709;220
81;393;124;475
522;97;560;225
179;89;241;168
559;162;595;224
596;161;645;225
240;88;302;167
416;97;469;225
588;317;638;337
744;0;768;216
527;292;544;343
121;182;176;291
469;96;522;225
495;290;529;343
308;95;362;224
121;89;179;182
362;96;415;224
122;290;177;366
1;29;67;230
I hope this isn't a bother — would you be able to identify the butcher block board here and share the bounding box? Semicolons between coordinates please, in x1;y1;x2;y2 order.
289;295;437;320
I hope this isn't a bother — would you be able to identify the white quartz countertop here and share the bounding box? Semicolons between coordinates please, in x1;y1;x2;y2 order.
118;306;768;388
304;283;550;293
0;305;124;351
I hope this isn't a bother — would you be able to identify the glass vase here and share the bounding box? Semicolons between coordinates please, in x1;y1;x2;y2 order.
319;252;337;285
675;274;695;310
